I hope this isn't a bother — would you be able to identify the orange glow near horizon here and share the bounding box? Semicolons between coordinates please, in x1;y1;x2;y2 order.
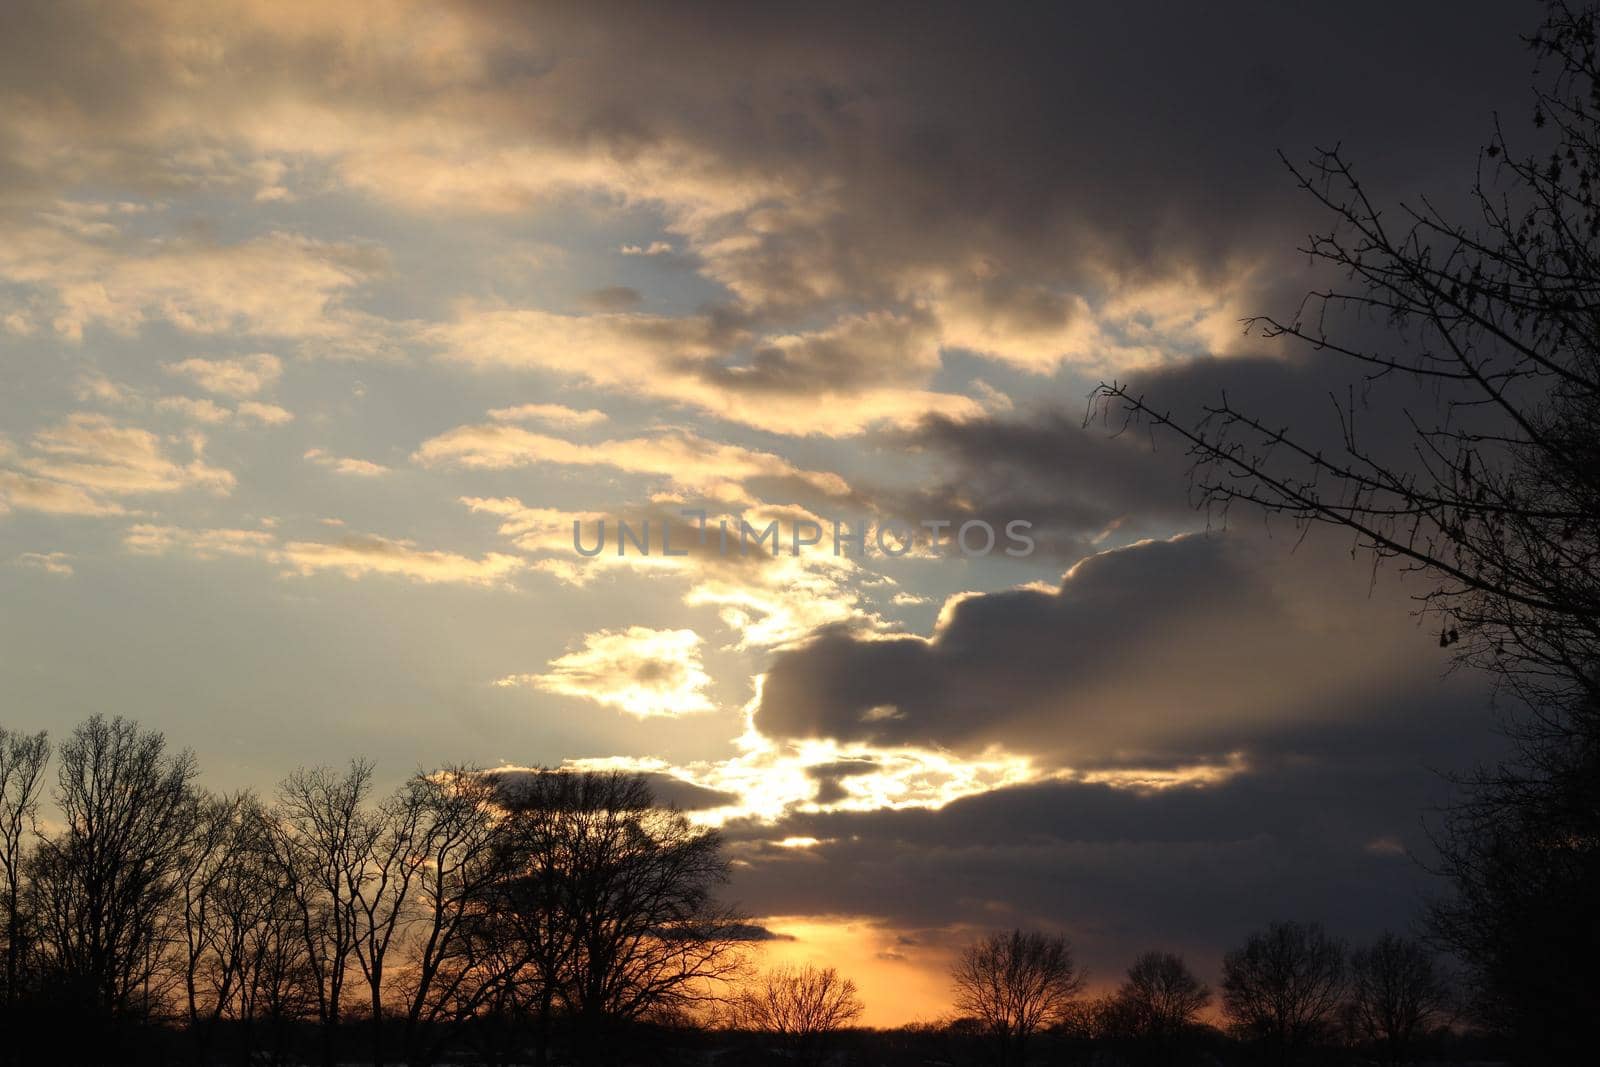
748;915;961;1028
742;915;1161;1029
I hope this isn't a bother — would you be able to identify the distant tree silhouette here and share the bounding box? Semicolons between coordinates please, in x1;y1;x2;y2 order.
0;726;48;1050
1221;921;1345;1066
1347;932;1451;1065
1093;4;1600;1057
952;928;1086;1067
736;962;864;1066
29;716;198;1027
1111;950;1211;1063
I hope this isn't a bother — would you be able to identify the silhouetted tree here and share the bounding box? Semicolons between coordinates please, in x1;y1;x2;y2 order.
235;868;317;1066
1221;921;1345;1066
350;779;430;1067
270;760;376;1067
29;716;198;1026
952;928;1086;1067
173;790;264;1060
0;726;48;1047
1428;716;1600;1061
1348;932;1452;1065
1093;5;1600;1056
737;963;864;1066
398;767;516;1067
1112;951;1210;1063
492;769;746;1066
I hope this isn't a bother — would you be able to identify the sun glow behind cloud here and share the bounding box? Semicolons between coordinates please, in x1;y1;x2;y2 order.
496;626;716;720
0;0;1518;1025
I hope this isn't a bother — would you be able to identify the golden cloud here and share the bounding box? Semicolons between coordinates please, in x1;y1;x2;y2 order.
497;625;716;720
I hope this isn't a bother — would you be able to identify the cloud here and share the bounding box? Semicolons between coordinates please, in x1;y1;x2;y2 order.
416;424;851;502
123;524;277;560
485;403;609;428
462;496;882;649
478;765;739;814
427;306;981;436
460;498;609;556
72;372;141;408
496;626;716;719
0;219;386;345
0;470;127;517
2;415;234;515
153;396;233;425
0;0;1534;427
0;0;1525;460
77;386;297;429
715;753;1473;985
752;530;1448;766
579;285;643;312
621;739;1045;827
123;523;524;587
13;551;74;576
861;408;1200;561
235;401;294;426
163;354;283;397
304;448;389;477
277;535;522;586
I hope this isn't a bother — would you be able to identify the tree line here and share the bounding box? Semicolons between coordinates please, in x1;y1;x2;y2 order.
0;716;744;1066
946;924;1452;1067
0;712;1500;1067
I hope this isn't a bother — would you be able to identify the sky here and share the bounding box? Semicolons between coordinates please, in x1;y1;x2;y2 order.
0;0;1547;1026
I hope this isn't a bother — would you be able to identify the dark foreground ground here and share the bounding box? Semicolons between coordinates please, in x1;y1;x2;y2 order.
0;1015;1512;1066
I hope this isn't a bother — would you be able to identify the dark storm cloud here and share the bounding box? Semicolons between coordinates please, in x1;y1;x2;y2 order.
481;767;738;813
883;410;1195;559
806;758;884;806
682;309;942;396
641;772;741;812
886;317;1512;558
754;527;1454;764
579;285;644;312
0;1;1539;378
725;682;1502;981
456;0;1534;322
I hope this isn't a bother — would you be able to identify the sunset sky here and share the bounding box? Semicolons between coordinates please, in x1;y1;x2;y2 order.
0;0;1540;1025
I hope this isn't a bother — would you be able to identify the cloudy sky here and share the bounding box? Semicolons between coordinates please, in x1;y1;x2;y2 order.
0;0;1542;1023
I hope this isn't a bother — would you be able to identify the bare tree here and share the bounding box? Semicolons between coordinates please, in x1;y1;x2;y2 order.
492;769;747;1066
350;782;429;1067
398;767;519;1067
173;790;261;1058
0;726;47;1022
271;759;376;1067
1090;6;1600;1053
952;928;1086;1067
1348;933;1451;1064
1221;921;1345;1065
236;873;318;1066
1114;950;1210;1058
738;963;864;1066
29;716;198;1022
193;796;300;1054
